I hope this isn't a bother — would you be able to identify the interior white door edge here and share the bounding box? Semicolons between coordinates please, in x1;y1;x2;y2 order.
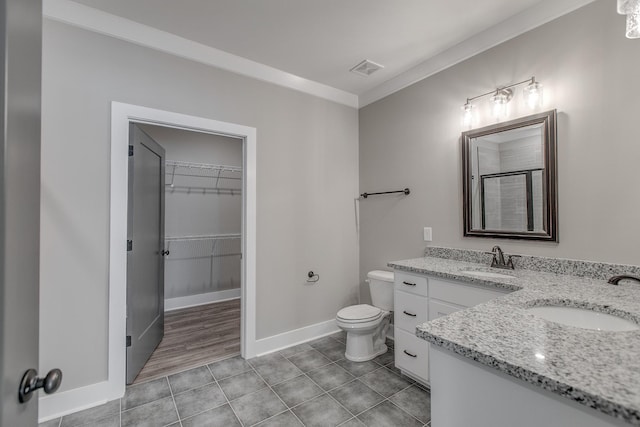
111;102;258;390
37;101;257;421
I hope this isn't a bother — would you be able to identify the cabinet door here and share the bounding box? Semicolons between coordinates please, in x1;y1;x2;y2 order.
395;328;429;382
429;300;465;321
395;290;428;332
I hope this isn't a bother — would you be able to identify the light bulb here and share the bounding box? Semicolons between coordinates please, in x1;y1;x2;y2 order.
491;89;511;119
462;102;474;128
523;80;543;109
627;13;640;38
618;0;640;14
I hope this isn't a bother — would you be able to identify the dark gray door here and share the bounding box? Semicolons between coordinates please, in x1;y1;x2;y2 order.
127;125;166;384
0;0;49;425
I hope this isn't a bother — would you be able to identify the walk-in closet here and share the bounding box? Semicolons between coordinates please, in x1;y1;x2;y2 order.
128;125;243;384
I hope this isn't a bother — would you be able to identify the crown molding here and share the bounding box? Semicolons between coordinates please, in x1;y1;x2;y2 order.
358;0;596;108
44;0;596;110
43;0;359;108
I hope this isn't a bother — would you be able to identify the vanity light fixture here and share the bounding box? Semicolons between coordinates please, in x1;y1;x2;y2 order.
461;76;543;127
462;101;475;127
627;13;640;38
491;88;512;118
617;0;640;38
618;0;640;14
523;77;543;109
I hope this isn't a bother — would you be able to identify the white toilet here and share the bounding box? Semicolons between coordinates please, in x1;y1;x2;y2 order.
336;270;394;362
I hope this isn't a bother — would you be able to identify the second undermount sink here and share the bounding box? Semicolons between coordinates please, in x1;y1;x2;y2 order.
460;270;516;279
526;305;640;331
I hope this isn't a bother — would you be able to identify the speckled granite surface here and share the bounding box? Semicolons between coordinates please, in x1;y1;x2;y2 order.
424;246;640;280
388;255;640;425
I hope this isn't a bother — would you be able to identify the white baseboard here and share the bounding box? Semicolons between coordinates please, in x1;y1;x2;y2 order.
165;288;241;311
254;318;340;356
38;316;339;422
38;380;123;423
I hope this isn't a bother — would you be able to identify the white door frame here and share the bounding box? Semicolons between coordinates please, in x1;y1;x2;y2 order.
109;102;257;397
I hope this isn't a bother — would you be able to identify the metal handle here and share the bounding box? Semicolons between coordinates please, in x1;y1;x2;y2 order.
403;310;417;317
403;350;417;358
402;281;416;287
161;250;170;256
19;369;62;403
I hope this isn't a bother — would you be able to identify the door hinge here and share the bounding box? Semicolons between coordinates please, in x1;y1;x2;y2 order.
127;240;133;251
126;336;131;347
128;145;134;156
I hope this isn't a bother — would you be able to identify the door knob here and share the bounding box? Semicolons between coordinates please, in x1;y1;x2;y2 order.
18;368;62;403
161;249;170;256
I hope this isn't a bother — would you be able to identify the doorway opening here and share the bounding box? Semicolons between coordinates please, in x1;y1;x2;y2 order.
127;124;244;384
109;102;257;398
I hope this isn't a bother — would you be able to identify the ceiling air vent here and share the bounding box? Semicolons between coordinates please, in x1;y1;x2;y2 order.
349;59;384;77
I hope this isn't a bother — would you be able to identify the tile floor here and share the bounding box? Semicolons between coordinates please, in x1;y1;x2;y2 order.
40;333;431;427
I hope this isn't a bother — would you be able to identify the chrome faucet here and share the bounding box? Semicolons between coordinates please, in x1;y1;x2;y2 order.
486;245;519;270
607;275;640;285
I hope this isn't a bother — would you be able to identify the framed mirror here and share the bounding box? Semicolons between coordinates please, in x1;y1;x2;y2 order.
462;110;557;241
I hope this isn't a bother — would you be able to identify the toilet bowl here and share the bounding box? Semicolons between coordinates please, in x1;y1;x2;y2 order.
336;270;394;362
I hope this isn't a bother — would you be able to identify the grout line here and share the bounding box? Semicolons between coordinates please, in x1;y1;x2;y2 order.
297;360;425;426
296;363;360;422
206;364;245;427
141;366;226;424
136;351;241;385
248;362;306;427
116;337;424;427
165;376;183;427
303;378;358;422
362;382;428;426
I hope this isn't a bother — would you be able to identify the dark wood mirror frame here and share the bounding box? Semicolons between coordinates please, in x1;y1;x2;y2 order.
462;109;558;241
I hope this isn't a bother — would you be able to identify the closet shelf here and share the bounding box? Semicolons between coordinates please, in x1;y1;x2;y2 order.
165;160;242;191
164;234;241;259
165;233;241;242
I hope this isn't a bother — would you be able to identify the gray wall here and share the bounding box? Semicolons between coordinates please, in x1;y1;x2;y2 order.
39;20;359;391
359;0;640;301
140;125;242;300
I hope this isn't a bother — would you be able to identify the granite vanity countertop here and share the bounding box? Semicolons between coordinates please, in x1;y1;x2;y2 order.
388;257;640;425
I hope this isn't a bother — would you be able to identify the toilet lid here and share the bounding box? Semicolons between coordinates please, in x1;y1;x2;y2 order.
337;304;382;323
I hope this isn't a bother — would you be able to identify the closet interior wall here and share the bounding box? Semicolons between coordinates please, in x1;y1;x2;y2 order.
139;125;242;310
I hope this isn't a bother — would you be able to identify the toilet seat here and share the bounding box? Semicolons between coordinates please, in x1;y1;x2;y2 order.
336;304;382;324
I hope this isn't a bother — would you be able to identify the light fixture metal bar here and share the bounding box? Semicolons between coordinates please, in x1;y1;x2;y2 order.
466;76;535;104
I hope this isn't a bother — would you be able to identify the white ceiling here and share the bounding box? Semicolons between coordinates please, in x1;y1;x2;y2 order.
71;0;554;95
49;0;595;106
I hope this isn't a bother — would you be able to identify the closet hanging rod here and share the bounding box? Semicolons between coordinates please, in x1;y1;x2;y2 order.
360;188;410;199
165;233;241;242
166;173;242;180
165;160;242;173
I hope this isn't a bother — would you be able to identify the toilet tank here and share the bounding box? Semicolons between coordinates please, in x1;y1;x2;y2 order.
368;270;394;311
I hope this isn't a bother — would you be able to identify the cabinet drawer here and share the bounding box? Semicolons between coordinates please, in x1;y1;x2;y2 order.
429;277;507;307
394;328;429;382
429;299;464;321
394;271;428;297
395;290;428;333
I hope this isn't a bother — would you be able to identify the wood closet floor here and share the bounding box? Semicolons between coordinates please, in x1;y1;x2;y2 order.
134;298;241;384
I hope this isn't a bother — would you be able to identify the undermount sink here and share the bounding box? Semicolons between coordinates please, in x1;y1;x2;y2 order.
460;270;516;279
526;305;639;331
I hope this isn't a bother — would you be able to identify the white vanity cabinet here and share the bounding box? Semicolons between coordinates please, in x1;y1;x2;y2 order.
394;271;430;382
394;270;509;385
